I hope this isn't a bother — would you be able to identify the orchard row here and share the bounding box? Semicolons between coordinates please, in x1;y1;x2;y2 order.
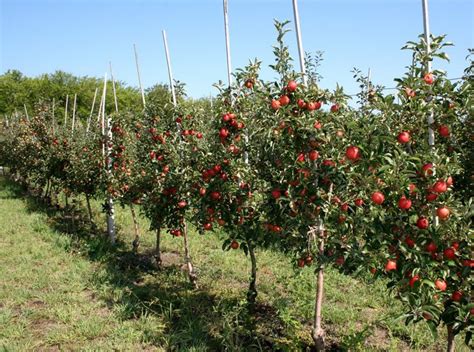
1;26;472;350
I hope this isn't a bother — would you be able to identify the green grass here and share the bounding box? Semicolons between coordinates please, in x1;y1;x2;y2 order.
0;175;469;351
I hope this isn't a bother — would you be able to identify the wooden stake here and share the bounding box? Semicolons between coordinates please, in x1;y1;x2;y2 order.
109;62;119;113
86;88;98;133
71;94;77;135
24;104;30;121
292;0;307;85
162;30;177;106
133;44;146;108
223;0;233;88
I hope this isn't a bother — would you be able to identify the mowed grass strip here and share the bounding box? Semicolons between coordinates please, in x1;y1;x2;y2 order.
0;176;469;351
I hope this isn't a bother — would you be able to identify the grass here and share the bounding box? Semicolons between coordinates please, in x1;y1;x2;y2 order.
0;175;469;351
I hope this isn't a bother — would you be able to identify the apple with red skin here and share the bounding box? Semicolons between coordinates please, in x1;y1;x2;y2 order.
405;237;415;248
271;189;282;199
210;191;222;201
398;196;412;210
397;131;411;144
354;198;364;207
451;291;462;302
313;121;322;129
345;146;361;161
436;206;450;220
416;217;429;229
426;242;437;253
426;193;438;202
371;191;385;205
203;223;213;231
438;125;450;137
422;163;434;176
297;99;306;108
297;258;305;268
424;72;434;84
409;275;420;287
230;240;239;249
244;79;254;89
385;259;397;271
177;200;187;208
271;99;281;110
309;150;319;161
219;128;229;138
434;279;447;291
286;80;298;92
330;104;339;112
443;247;456;260
432;180;448;193
279;95;290;106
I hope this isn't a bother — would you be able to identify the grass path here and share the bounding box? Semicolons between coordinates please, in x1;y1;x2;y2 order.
0;176;468;351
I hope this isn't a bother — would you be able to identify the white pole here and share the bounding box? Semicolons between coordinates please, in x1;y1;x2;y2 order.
23;104;30;121
366;68;372;104
52;98;56;134
109;62;119;113
71;93;77;135
421;0;435;147
223;0;232;87
64;94;69;127
101;73;107;137
86;88;98;133
162;30;177;107
133;44;146;108
421;0;438;228
292;0;307;85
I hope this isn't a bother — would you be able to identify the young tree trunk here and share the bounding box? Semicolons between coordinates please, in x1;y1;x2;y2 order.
312;233;325;351
247;241;258;308
65;194;69;209
85;193;94;225
130;205;140;252
182;222;198;288
447;325;455;352
155;226;162;268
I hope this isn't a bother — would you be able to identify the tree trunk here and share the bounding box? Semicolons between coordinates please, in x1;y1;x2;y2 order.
182;222;198;288
247;241;258;308
85;193;94;225
447;325;455;352
155;226;162;268
130;205;140;252
312;232;325;351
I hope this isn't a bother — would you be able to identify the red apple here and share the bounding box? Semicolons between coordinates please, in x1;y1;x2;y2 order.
398;196;412;210
230;240;239;249
271;99;281;110
436;206;450;220
309;150;319;161
397;131;411;144
424;73;434;84
433;180;448;193
438;125;450;137
426;242;437;253
434;279;447;291
346;146;361;161
451;291;462;302
385;259;397;271
279;95;290;106
371;191;385;205
417;217;429;229
443;247;456;260
409;275;420;288
287;80;298;92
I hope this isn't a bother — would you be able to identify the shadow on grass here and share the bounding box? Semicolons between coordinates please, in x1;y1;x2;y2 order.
0;176;312;351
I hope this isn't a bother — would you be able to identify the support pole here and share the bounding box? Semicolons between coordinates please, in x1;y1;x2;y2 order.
162;30;177;106
52;98;56;134
292;0;307;85
109;62;119;113
133;44;146;108
24;104;30;121
64;94;69;127
421;0;435;147
71;93;77;135
223;0;232;88
86;88;98;133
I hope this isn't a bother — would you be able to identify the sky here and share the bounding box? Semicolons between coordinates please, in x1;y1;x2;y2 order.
1;0;473;99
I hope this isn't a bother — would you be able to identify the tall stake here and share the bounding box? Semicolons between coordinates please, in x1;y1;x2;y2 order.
109;62;119;113
162;31;197;287
64;95;69;127
71;93;77;135
162;30;177;106
52;98;56;134
86;88;98;133
421;0;435;147
23;104;30;121
102;72;116;244
292;0;307;85
133;44;146;108
223;0;232;88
